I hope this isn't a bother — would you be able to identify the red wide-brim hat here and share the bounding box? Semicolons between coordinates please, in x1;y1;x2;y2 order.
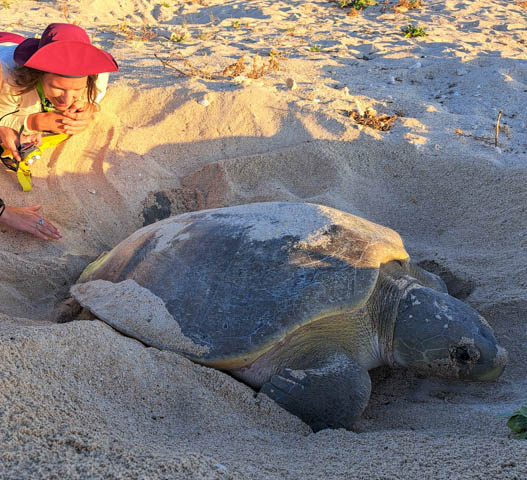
0;32;26;44
12;23;118;76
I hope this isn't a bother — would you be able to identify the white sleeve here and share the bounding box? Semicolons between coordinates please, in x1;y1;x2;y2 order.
0;44;17;71
94;72;109;104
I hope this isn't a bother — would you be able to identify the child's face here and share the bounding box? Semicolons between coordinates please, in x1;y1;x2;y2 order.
41;73;88;111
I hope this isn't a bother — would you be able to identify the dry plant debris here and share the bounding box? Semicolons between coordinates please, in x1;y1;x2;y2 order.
222;54;280;79
155;53;216;79
495;109;503;146
395;0;422;11
140;25;157;41
59;2;81;25
348;108;397;131
112;23;157;42
381;0;422;12
514;0;527;8
155;53;280;80
269;49;287;60
222;57;246;77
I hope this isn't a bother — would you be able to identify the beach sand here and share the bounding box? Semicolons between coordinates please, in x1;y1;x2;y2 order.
1;1;526;478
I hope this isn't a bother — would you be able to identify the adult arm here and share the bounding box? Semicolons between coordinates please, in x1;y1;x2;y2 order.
0;202;61;240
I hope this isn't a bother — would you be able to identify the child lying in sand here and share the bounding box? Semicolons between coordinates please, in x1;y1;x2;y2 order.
0;23;118;240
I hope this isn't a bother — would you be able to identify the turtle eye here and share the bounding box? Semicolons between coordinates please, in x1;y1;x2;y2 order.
450;345;480;364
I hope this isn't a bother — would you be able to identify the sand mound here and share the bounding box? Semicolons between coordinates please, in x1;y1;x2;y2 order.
1;0;526;478
0;319;308;479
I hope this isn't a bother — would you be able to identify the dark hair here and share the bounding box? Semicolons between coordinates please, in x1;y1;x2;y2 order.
10;66;99;104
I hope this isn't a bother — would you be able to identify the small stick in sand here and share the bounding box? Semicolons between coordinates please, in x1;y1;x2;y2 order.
154;53;189;77
495;109;502;147
154;53;216;79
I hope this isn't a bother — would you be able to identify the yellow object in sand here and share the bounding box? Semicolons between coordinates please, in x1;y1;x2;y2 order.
0;133;69;192
16;161;32;192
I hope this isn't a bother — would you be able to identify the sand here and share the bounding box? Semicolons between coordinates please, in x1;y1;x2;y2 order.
1;0;526;478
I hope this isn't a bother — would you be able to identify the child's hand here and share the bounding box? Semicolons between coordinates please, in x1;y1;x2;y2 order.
61;101;99;134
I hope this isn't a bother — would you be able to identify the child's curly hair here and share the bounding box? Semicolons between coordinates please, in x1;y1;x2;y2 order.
10;66;99;104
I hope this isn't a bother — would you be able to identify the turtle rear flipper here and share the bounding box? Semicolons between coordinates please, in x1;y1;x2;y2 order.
260;352;371;432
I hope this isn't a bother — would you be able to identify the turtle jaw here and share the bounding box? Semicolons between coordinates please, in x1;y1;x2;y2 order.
392;286;508;381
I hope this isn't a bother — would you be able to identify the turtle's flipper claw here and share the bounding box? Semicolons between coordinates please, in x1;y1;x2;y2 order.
260;353;371;432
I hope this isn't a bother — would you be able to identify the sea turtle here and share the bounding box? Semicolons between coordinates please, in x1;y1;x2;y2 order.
70;202;507;431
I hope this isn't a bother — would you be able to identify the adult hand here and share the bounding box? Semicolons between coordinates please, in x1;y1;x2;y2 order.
0;126;22;161
0;204;62;240
61;101;99;135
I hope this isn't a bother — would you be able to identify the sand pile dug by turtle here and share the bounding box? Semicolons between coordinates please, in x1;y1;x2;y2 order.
1;0;526;478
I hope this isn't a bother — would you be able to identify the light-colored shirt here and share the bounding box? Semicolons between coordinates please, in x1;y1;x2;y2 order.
0;42;108;134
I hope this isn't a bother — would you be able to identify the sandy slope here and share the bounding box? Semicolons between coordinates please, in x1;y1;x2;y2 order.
1;1;526;478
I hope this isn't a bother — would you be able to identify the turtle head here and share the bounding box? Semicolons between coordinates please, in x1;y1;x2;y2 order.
392;286;507;381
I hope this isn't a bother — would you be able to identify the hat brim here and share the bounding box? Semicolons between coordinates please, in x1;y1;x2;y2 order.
0;32;26;45
14;39;118;75
13;38;40;64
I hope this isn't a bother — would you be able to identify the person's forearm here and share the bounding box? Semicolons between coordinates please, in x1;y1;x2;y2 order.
0;200;62;240
26;112;64;133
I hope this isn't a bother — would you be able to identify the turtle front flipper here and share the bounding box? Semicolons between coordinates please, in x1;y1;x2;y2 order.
260;352;371;432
